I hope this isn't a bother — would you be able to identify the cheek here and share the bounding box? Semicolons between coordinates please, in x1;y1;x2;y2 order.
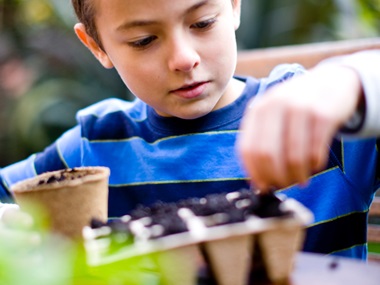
206;23;238;70
209;36;237;78
116;63;164;99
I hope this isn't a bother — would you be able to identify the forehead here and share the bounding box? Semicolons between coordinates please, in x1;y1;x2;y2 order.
93;0;224;25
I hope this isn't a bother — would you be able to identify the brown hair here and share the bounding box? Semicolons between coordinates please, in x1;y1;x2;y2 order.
71;0;237;49
71;0;102;48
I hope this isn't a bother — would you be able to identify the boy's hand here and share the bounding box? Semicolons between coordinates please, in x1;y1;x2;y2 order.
237;64;363;192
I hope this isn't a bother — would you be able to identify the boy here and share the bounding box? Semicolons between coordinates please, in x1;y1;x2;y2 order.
0;0;379;261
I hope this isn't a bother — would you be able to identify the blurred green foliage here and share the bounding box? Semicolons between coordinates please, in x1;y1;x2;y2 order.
0;203;162;285
0;0;131;165
237;0;380;49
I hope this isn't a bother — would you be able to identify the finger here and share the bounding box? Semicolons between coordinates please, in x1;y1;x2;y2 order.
310;118;337;172
250;105;288;190
238;110;268;189
237;101;279;190
284;108;311;186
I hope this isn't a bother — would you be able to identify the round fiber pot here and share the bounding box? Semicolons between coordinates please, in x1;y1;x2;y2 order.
12;167;110;240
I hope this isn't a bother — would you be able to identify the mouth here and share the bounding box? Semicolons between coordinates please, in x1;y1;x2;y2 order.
171;81;210;99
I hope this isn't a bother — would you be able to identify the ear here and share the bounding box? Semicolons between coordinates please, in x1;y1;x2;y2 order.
74;23;114;69
232;0;242;30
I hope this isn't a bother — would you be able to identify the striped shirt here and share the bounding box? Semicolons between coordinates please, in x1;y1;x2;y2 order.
0;64;378;260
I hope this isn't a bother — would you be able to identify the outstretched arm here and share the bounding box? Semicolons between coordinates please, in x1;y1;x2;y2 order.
237;50;380;191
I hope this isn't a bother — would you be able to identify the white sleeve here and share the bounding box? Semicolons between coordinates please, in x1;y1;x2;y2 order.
320;50;380;137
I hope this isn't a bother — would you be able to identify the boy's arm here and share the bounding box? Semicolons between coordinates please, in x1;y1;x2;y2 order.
237;50;379;191
326;50;380;137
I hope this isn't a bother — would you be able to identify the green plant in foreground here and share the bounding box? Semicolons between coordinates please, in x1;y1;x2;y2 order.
0;208;161;285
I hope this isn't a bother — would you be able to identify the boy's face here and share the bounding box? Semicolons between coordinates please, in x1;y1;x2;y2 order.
76;0;242;119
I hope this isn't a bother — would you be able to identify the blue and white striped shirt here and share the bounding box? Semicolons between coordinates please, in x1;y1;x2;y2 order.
1;65;378;260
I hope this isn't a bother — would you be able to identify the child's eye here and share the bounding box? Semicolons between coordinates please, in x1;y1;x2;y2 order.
128;36;157;49
191;18;217;30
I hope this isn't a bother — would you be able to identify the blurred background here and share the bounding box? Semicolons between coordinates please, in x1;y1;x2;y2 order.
0;0;379;166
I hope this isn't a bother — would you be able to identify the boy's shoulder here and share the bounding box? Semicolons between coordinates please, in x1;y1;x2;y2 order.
258;63;306;93
73;98;148;140
76;97;147;120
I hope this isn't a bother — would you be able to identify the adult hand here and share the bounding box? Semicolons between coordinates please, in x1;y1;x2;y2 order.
237;64;363;192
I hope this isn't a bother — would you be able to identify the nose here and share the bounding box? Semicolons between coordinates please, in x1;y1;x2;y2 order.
167;34;200;72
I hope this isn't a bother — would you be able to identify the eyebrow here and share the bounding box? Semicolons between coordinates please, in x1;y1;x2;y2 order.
116;0;209;31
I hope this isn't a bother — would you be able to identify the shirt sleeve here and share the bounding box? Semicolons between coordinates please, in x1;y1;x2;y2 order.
0;125;83;202
320;50;380;137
